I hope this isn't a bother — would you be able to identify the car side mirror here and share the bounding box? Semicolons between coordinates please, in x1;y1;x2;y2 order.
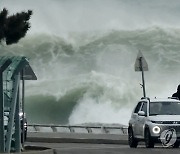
138;111;145;116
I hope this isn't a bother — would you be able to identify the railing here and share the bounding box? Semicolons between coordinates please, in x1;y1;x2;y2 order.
28;124;128;135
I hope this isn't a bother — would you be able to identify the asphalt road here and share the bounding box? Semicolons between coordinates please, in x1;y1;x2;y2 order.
25;142;180;154
26;132;180;154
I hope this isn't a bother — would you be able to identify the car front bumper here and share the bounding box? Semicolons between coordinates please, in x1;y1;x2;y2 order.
149;124;180;141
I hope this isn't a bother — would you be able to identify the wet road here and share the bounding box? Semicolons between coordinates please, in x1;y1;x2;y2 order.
25;142;180;154
26;132;180;154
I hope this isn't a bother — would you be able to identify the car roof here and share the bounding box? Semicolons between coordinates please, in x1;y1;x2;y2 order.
140;98;180;103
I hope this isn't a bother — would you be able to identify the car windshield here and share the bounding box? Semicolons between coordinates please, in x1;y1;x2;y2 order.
149;102;180;116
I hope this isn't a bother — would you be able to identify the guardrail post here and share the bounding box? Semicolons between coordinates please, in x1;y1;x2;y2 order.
86;127;92;133
51;126;57;132
34;126;40;132
101;126;109;134
122;127;128;135
68;126;75;133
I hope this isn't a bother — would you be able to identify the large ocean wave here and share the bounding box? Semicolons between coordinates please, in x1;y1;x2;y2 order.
1;27;180;125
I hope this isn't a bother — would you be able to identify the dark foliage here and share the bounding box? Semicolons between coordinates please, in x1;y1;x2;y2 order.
0;8;32;45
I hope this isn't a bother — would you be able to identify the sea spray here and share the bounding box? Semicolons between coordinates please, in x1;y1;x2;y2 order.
1;27;180;125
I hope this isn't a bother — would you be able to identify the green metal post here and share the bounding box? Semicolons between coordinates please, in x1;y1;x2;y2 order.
15;87;21;152
0;72;5;152
5;73;20;153
21;69;25;147
0;58;12;153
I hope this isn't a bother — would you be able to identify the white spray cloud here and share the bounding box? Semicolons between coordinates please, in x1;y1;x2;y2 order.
69;97;132;125
1;0;180;125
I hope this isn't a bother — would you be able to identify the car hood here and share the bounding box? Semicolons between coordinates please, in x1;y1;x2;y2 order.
149;115;180;121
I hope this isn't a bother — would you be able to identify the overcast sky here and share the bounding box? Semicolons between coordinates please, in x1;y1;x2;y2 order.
1;0;180;34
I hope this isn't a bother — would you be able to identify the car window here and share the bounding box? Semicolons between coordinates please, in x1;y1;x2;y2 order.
150;101;180;115
134;102;142;113
140;102;147;115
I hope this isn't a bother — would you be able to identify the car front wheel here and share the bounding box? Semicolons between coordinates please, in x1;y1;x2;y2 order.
128;127;138;148
145;128;154;148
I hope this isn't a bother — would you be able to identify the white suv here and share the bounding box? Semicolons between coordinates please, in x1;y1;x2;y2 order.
128;97;180;148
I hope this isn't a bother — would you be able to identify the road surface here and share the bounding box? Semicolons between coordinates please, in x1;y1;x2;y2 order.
25;142;180;154
25;132;180;154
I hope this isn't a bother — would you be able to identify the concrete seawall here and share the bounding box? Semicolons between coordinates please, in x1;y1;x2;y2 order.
27;132;128;145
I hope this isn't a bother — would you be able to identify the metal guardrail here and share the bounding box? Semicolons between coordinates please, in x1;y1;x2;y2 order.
27;124;128;135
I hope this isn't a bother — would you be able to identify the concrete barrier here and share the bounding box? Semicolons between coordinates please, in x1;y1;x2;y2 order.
28;124;128;135
27;132;128;145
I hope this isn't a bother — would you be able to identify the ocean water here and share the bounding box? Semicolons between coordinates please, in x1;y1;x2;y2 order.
1;0;180;125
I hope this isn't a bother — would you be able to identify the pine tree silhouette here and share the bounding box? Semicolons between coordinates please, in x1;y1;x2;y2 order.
0;8;32;45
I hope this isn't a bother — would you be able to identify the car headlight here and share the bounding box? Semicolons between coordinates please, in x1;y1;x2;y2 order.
152;126;161;134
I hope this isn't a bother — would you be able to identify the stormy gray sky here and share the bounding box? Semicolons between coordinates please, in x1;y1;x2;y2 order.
1;0;180;34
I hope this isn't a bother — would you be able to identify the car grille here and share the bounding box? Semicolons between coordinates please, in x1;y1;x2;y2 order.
162;121;180;124
153;121;180;124
160;125;180;136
